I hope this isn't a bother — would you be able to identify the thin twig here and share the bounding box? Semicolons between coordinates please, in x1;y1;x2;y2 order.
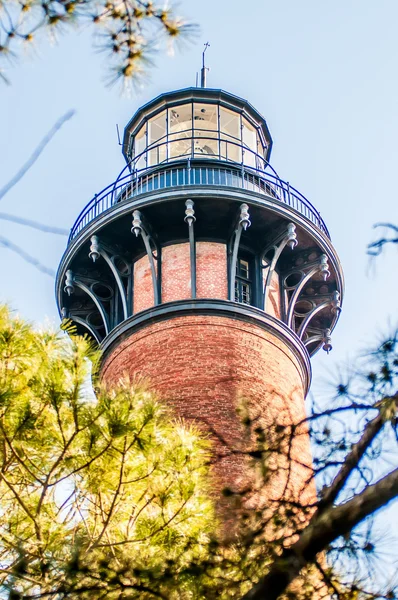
0;212;68;235
0;110;75;202
0;235;55;277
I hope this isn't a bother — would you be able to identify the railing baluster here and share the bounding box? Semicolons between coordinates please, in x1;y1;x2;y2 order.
69;146;329;241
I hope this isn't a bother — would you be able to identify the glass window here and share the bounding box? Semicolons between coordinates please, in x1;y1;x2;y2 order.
134;125;146;171
169;136;192;160
168;104;192;161
220;107;240;140
193;103;218;130
168;104;192;136
256;133;266;170
193;135;218;158
242;118;256;168
220;107;242;163
235;257;252;305
220;140;242;163
193;103;219;158
257;132;265;156
148;111;166;145
148;111;167;166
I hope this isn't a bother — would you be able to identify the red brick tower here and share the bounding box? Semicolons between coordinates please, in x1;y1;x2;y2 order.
56;86;343;501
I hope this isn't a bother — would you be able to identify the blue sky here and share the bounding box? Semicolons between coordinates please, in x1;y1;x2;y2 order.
1;0;397;573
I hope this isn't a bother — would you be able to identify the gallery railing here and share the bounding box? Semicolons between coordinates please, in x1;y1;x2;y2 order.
69;138;330;242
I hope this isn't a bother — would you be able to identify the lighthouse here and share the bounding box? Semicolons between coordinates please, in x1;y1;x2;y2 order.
56;82;343;504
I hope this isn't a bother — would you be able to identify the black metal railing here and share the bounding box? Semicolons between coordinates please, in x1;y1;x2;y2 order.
69;138;330;242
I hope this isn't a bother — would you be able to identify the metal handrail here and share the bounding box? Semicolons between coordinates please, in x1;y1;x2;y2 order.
69;139;330;242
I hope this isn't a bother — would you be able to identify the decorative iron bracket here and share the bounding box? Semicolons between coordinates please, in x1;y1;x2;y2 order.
88;235;129;320
261;222;297;313
63;269;110;335
297;290;341;340
304;327;333;354
131;210;161;306
61;306;102;344
284;254;330;329
228;203;251;301
184;199;196;298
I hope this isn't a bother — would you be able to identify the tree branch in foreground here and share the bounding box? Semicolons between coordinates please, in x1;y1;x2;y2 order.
241;467;398;600
0;213;68;235
0;235;55;276
0;110;75;202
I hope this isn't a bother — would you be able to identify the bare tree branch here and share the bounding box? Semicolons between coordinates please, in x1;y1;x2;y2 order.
241;468;398;600
317;409;385;511
368;223;398;256
0;235;55;276
0;213;68;235
0;111;75;202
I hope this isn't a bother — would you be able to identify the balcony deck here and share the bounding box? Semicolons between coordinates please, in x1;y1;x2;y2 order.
69;155;330;243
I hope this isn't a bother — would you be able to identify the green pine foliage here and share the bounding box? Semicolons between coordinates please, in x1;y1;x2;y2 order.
0;304;397;599
0;0;197;85
0;305;214;598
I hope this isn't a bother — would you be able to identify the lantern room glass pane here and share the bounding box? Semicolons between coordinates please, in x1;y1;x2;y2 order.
220;107;242;163
242;118;256;168
220;107;240;141
168;104;192;161
193;104;218;158
193;133;218;158
219;140;242;163
134;125;146;170
168;104;192;136
168;135;192;159
193;103;218;130
256;133;266;169
148;111;167;165
148;111;166;145
149;145;167;166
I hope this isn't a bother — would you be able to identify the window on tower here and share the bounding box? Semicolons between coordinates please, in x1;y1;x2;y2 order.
148;112;167;165
235;256;253;305
168;104;192;160
220;106;242;163
193;103;218;157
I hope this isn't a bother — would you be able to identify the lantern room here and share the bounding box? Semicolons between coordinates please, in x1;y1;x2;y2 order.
122;88;273;172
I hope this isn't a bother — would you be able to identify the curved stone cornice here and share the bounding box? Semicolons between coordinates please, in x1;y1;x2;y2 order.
99;299;312;396
56;185;344;312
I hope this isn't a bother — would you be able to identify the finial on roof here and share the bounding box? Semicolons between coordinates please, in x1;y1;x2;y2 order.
201;42;210;88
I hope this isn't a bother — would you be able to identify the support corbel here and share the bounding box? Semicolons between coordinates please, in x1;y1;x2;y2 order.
132;210;161;305
285;254;330;329
304;327;333;354
228;203;251;301
63;270;110;335
297;291;341;339
61;307;102;344
184;200;196;298
89;235;129;320
261;222;297;312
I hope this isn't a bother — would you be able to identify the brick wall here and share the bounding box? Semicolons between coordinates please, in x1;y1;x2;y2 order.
196;242;228;299
133;242;228;312
133;255;154;314
101;315;314;512
161;243;191;302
